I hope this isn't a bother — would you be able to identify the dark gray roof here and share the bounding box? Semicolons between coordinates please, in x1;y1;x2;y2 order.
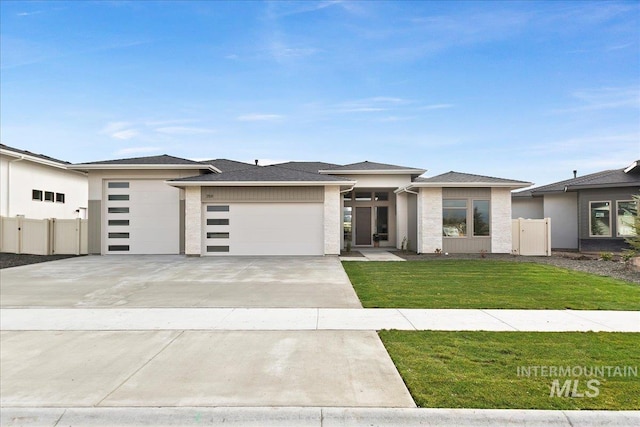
76;154;204;166
1;143;70;165
275;161;342;174
321;160;423;172
170;165;354;183
414;171;531;185
524;166;640;194
200;159;256;172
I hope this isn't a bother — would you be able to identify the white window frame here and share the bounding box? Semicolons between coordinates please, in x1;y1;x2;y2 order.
589;200;612;237
616;200;638;237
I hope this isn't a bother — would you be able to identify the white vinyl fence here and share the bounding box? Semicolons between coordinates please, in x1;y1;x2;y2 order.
512;218;551;256
0;216;88;255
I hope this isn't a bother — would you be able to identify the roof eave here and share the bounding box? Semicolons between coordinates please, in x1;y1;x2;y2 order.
564;182;640;191
70;164;220;172
319;169;427;175
1;148;70;170
408;182;532;190
166;180;357;187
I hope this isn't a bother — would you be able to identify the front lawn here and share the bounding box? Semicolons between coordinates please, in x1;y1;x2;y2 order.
380;331;640;409
343;260;640;310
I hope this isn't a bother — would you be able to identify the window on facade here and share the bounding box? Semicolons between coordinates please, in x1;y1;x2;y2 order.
207;232;230;238
473;200;490;236
375;192;389;201
355;192;372;201
617;200;638;237
55;193;65;203
32;189;43;201
44;191;54;202
108;182;129;188
207;218;229;226
343;192;352;201
108;232;130;238
376;206;389;241
589;201;611;237
108;207;129;214
443;199;467;237
343;207;353;243
108;194;129;201
207;205;229;212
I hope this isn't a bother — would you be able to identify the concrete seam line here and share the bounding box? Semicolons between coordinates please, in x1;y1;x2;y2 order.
95;330;185;406
316;308;319;330
561;410;575;427
563;310;615;331
480;309;521;331
53;408;67;427
397;309;418;331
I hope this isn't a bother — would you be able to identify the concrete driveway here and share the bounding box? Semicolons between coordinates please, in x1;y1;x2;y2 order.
1;255;415;411
0;255;361;308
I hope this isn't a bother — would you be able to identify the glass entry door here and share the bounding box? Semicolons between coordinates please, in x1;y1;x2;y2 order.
355;207;372;245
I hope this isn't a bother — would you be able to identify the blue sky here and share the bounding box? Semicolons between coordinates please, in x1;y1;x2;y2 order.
1;0;639;187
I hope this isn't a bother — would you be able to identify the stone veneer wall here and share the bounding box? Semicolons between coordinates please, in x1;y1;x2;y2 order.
324;186;341;255
491;187;513;253
185;186;202;255
418;187;443;253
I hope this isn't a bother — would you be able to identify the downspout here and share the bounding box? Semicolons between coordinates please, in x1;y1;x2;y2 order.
6;156;25;217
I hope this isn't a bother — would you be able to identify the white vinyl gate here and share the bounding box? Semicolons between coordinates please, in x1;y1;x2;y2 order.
512;218;551;256
0;216;88;255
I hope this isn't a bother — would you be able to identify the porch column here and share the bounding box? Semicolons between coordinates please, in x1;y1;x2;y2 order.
185;186;202;256
396;192;408;250
324;185;341;255
418;187;442;253
491;187;512;253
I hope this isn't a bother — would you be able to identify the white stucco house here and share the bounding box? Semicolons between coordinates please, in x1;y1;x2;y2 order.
70;154;531;256
0;144;88;220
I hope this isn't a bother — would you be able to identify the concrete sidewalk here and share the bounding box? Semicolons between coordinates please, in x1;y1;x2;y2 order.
2;407;638;426
3;308;638;332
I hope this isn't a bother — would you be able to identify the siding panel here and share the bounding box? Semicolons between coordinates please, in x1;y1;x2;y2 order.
202;186;324;202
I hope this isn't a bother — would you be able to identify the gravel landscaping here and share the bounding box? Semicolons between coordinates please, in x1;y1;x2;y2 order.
393;251;640;284
0;253;83;269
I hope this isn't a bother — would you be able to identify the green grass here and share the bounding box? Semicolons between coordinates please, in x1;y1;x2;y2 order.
379;331;640;409
343;260;640;310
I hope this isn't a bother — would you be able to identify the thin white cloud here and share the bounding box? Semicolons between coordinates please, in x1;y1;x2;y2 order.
237;114;284;122
420;104;454;110
111;129;139;140
553;86;640;113
115;146;161;156
17;11;44;17
101;122;138;140
155;126;216;135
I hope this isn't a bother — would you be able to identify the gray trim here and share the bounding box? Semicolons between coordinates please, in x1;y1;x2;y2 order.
88;200;101;254
202;186;324;202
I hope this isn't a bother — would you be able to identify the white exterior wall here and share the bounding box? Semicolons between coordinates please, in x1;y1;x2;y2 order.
324;185;341;255
512;197;544;219
395;192;408;249
0;155;87;219
490;187;512;253
185;186;202;255
544;192;578;249
418;187;442;253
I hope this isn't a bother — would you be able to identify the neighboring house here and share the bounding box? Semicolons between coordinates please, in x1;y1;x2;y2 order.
0;144;88;220
70;155;530;256
512;161;640;252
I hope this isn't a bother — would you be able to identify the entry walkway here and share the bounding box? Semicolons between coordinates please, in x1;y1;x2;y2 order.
3;308;638;331
340;249;406;261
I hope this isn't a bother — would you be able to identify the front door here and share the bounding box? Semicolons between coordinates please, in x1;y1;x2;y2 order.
355;207;372;246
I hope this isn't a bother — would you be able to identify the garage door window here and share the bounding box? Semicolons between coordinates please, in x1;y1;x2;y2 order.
207;245;230;252
108;245;130;251
108;194;129;201
108;219;129;226
108;182;129;188
207;205;229;212
207;218;229;225
207;232;229;238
